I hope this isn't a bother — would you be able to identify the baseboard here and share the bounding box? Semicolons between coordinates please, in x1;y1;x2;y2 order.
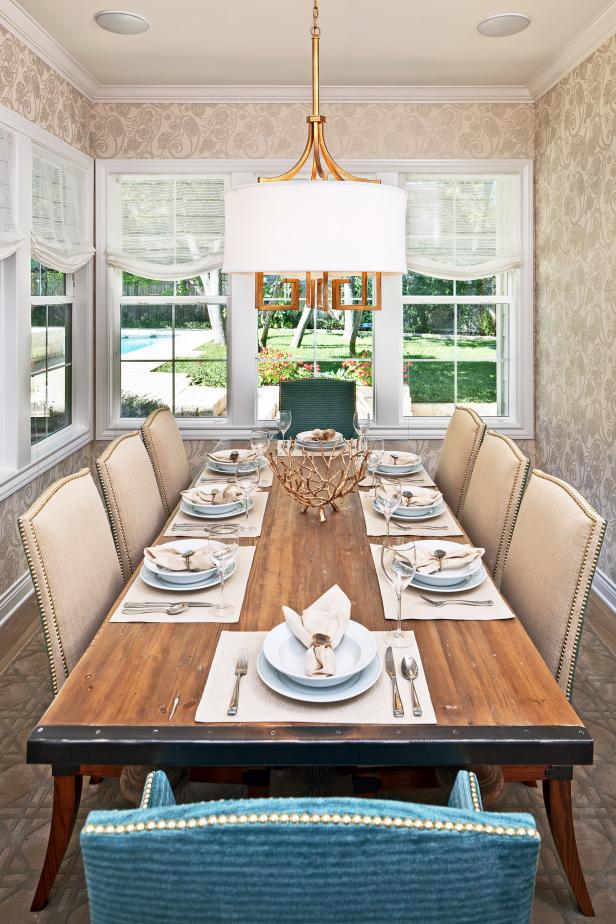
592;569;616;615
0;571;33;629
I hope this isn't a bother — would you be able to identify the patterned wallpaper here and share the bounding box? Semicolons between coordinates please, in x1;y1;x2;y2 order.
535;34;616;584
0;23;90;153
90;101;534;160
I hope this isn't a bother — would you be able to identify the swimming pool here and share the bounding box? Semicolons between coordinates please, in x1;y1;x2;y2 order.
121;332;172;356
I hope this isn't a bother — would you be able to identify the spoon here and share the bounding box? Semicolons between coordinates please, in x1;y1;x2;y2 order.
390;452;400;465
122;603;189;616
434;549;447;571
401;656;422;716
402;490;413;506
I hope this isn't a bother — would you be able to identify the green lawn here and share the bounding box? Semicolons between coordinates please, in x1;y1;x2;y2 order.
156;330;497;402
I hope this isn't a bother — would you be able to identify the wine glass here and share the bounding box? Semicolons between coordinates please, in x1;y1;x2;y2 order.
375;478;402;540
382;540;416;648
235;463;260;535
277;410;292;447
353;411;371;448
211;527;239;617
366;437;384;496
250;428;269;463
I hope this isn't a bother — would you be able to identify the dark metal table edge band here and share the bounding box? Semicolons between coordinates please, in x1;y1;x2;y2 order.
28;724;593;768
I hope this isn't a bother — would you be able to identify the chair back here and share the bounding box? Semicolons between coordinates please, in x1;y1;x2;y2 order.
141;407;192;516
460;431;530;586
501;470;606;701
434;406;486;516
96;432;166;580
81;776;539;924
18;470;123;695
279;378;356;438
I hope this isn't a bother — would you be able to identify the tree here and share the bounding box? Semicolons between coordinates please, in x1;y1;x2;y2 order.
201;270;226;346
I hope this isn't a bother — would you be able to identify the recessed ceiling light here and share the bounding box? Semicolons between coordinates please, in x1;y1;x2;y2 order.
477;13;531;37
94;10;149;35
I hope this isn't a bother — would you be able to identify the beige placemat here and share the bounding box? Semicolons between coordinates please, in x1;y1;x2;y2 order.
165;491;269;538
359;492;463;537
359;465;436;489
369;544;513;621
195;630;436;724
110;547;256;623
199;465;274;489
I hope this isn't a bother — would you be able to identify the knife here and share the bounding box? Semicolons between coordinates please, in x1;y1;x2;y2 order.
385;646;404;718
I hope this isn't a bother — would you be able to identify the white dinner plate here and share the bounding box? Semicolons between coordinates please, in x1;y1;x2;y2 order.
139;560;236;592
179;498;252;520
409;564;487;594
207;457;267;474
257;648;382;703
296;430;343;450
370;460;422;476
262;620;378;688
373;498;446;522
142;538;223;584
407;540;484;586
181;484;245;515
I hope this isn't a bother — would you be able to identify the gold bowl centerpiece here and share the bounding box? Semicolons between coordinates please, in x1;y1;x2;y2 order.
268;439;368;522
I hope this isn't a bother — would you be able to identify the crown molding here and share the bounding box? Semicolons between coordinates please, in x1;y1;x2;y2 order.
0;0;98;98
528;0;616;100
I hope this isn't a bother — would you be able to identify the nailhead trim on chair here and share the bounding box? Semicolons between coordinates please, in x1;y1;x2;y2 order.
141;408;172;516
96;434;139;581
451;406;486;517
140;773;155;809
468;772;481;812
488;432;530;583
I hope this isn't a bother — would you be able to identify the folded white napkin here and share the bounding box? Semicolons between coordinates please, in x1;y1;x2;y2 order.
144;540;224;572
210;448;256;463
399;544;484;575
399;488;443;508
182;484;244;505
306;428;337;442
381;451;421;466
282;585;351;676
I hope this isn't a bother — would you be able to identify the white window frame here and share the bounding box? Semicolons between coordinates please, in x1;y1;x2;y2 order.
0;107;94;503
96;158;533;441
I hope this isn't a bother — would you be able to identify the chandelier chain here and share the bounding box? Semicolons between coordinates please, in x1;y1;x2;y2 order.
311;0;320;37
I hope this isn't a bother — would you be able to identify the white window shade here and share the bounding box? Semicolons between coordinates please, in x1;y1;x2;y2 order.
0;127;24;259
107;175;225;281
403;174;521;280
32;144;94;273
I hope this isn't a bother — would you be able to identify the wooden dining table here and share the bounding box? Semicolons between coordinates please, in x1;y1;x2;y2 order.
27;451;594;915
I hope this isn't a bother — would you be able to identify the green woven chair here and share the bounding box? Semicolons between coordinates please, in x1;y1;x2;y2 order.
279;379;356;438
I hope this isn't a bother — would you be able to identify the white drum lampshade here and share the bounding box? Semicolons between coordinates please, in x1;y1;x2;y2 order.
222;181;408;274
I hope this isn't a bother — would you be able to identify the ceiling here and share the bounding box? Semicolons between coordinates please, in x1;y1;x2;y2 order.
13;0;614;88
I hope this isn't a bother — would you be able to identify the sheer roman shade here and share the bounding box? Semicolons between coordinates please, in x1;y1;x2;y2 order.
403;174;521;280
0;127;24;259
107;175;225;281
32;144;94;273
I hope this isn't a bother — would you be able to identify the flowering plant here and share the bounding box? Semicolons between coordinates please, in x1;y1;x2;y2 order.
340;351;373;386
258;348;318;385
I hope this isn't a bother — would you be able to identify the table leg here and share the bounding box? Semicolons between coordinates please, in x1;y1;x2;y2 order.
542;777;594;917
31;772;83;912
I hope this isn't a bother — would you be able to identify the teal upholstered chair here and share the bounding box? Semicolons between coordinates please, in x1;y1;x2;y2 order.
81;771;539;924
279;378;356;438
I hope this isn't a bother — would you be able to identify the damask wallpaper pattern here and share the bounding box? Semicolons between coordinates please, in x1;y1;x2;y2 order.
534;35;616;584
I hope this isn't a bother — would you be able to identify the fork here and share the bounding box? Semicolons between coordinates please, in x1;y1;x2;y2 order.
227;649;248;716
418;594;494;607
391;523;450;532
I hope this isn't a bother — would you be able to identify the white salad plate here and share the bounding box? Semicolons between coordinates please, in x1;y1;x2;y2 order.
182;484;244;515
262;620;378;689
179;498;252;520
408;540;484;586
296;430;343;450
370;458;422;476
256;648;382;704
207;457;266;474
410;565;487;594
140;560;236;592
374;498;446;522
142;538;222;584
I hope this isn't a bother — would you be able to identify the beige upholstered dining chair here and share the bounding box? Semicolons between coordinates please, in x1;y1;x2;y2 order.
96;432;166;580
459;431;530;587
18;469;124;695
141;407;192;516
434;405;486;516
500;470;606;701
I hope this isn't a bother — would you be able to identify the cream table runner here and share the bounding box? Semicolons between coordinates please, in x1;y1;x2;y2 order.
164;491;269;538
110;547;255;624
195;630;436;724
359;492;463;537
369;544;513;621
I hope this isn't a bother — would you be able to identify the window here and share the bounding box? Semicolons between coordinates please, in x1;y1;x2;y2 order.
118;271;229;418
30;261;73;443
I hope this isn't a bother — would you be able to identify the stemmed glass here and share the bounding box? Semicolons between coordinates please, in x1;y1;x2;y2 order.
366;437;384;496
375;478;402;540
250;428;269;463
235;463;260;535
211;527;239;618
353;411;371;448
382;539;416;648
277;410;292;447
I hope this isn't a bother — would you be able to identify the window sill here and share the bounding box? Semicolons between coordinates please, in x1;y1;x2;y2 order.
0;426;93;503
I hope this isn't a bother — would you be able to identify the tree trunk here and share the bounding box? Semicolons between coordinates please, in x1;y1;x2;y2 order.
349;310;363;356
201;270;226;345
291;305;313;350
259;312;273;350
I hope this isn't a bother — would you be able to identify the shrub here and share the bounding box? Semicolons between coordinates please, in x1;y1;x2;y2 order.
340;350;373;386
257;348;318;385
